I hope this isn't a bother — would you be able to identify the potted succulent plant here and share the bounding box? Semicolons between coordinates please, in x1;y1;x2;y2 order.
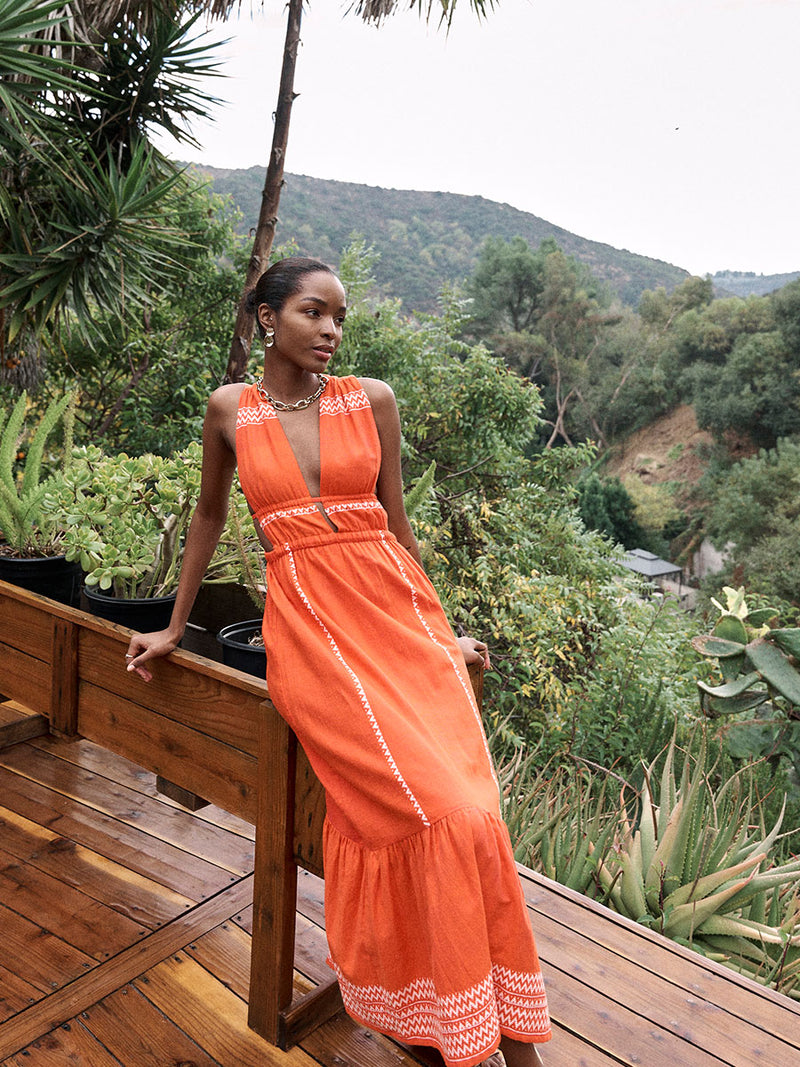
0;391;82;606
48;442;205;631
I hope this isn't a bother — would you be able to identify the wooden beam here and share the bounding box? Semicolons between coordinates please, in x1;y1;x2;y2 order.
248;702;298;1043
278;975;344;1049
155;775;210;811
0;703;48;749
51;617;78;736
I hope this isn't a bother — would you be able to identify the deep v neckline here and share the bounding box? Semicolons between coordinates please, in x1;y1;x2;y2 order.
272;402;324;500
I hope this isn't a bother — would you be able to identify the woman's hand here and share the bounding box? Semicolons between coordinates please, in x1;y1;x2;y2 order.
456;636;491;670
125;630;181;682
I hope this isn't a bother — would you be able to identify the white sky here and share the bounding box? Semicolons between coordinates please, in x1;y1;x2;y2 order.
155;0;800;277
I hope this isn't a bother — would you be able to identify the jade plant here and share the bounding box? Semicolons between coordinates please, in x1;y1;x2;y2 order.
48;443;204;598
0;391;76;556
692;586;800;784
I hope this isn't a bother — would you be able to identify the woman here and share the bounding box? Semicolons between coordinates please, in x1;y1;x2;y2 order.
126;257;550;1067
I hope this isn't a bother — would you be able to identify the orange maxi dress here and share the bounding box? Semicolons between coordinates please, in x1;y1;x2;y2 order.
236;375;551;1066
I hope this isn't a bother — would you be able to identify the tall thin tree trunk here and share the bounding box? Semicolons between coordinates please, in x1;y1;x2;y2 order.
224;0;303;382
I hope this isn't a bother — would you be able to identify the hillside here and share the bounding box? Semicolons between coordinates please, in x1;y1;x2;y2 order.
711;270;800;298
604;405;713;503
191;167;690;313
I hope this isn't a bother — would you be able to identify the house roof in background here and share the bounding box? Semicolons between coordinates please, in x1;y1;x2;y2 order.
622;548;683;579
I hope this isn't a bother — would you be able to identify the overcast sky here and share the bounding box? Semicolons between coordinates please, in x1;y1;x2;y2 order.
154;0;800;278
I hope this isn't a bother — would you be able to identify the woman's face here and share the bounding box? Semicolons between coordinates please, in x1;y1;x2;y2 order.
258;271;347;374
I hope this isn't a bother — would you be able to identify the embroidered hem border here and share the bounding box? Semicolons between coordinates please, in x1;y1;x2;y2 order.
330;961;551;1065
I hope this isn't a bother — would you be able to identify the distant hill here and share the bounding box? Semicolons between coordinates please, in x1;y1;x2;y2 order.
711;270;800;298
191;167;691;312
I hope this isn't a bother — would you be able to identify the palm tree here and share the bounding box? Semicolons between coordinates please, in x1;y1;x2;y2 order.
0;0;231;385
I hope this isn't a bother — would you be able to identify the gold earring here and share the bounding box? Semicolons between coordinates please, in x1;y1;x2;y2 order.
263;326;275;349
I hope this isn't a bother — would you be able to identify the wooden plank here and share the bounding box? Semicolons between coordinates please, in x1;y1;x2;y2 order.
0;760;242;899
0;646;49;718
0;705;47;749
0;967;41;1023
0;876;254;1061
0;590;54;660
185;920;254;997
247;705;297;1043
540;962;729;1067
303;1011;442;1067
78;627;265;752
79;986;223;1067
134;952;319;1066
0;803;193;928
526;899;795;1067
0;901;94;993
1;1021;124;1066
76;681;258;822
293;743;326;877
0;846;148;959
520;868;800;1048
50;618;78;736
0;745;253;876
27;735;257;839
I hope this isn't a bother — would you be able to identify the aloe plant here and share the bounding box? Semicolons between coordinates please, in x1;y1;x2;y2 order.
0;391;76;555
590;735;800;998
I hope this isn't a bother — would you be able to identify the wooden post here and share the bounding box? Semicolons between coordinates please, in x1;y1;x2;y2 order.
247;701;298;1043
50;617;78;736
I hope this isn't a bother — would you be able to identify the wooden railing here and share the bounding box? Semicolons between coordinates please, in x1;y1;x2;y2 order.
0;578;482;1048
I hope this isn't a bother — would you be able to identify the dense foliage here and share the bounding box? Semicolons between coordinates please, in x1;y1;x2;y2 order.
0;0;227;390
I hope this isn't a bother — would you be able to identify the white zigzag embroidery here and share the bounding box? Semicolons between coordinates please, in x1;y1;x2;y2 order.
285;547;430;826
319;388;370;416
380;533;498;788
237;404;278;427
259;498;382;529
325;498;383;516
259;504;319;529
332;964;549;1064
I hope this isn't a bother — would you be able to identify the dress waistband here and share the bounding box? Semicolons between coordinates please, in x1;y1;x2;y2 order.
264;527;392;563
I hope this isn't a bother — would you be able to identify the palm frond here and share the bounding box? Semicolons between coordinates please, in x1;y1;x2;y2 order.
352;0;496;28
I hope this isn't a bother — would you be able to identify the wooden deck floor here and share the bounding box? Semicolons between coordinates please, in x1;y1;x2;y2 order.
1;707;799;1066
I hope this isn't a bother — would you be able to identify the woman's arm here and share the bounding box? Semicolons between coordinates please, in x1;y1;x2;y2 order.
125;386;240;680
361;377;489;669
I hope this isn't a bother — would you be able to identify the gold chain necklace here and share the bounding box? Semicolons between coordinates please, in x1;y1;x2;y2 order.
255;374;328;412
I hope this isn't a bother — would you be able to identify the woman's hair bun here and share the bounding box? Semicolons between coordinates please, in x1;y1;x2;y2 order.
244;289;259;315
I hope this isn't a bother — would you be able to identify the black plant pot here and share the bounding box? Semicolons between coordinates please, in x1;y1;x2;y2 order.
217;619;266;679
84;586;177;633
0;553;82;608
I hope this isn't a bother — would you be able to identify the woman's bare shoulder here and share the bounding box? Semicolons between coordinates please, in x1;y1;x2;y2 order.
206;382;248;420
209;381;248;408
357;377;396;408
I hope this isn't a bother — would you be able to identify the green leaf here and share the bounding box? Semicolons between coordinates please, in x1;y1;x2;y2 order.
746;639;800;706
707;691;769;717
697;672;762;699
691;634;747;658
714;614;748;645
746;608;779;628
767;628;800;660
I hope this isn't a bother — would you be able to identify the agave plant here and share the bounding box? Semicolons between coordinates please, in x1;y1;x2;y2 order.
591;734;800;998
